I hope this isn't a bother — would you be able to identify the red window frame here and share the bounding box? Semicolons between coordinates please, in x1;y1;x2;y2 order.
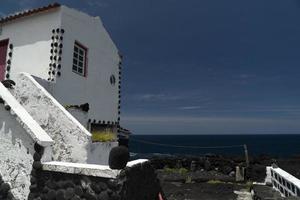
0;39;9;81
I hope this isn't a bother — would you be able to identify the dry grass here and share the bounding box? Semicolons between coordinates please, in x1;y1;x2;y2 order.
164;167;189;175
207;180;223;184
92;131;117;142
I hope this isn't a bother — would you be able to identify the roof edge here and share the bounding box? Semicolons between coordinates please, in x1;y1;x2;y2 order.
0;3;61;24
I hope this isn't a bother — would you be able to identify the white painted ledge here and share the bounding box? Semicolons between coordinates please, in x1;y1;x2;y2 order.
42;159;149;179
42;161;120;178
127;159;149;167
0;82;53;147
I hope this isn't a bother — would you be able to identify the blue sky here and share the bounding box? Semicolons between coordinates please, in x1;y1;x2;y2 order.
2;0;300;134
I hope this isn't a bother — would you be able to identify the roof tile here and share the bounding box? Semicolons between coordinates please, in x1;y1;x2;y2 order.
0;3;61;24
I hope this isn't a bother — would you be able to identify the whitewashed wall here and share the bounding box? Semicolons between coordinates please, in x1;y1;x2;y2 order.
54;6;120;124
0;8;61;80
0;81;52;200
12;73;117;164
0;106;35;200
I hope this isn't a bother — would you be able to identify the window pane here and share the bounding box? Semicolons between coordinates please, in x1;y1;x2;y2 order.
73;42;87;76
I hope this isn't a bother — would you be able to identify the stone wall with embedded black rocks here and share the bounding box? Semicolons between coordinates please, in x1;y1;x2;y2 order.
28;145;161;200
0;174;14;200
28;171;121;200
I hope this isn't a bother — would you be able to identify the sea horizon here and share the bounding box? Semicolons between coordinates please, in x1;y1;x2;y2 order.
129;134;300;158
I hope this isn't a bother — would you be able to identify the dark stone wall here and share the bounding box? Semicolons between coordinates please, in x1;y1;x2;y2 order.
28;171;120;200
28;161;161;200
0;174;14;200
28;144;161;200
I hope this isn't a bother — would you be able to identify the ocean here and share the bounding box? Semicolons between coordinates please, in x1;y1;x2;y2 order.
129;134;300;158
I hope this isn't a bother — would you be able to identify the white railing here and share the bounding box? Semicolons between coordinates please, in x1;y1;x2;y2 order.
269;166;300;198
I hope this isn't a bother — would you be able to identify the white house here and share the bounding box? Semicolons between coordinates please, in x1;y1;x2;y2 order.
0;3;122;137
0;4;143;199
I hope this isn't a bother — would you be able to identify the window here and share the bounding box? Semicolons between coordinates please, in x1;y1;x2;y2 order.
72;42;87;76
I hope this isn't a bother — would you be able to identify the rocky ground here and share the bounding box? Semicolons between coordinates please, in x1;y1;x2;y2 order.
157;169;253;200
162;182;249;200
148;154;300;200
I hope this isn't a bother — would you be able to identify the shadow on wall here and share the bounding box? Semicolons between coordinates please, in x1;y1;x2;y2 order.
0;106;36;152
87;141;118;165
1;119;25;147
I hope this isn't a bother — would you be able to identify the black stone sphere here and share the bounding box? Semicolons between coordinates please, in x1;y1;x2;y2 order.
1;80;15;88
34;143;43;154
0;182;11;194
109;146;129;170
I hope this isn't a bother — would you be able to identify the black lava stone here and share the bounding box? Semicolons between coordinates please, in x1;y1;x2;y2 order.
108;146;129;170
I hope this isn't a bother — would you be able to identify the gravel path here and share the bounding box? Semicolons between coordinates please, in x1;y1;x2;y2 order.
162;182;248;200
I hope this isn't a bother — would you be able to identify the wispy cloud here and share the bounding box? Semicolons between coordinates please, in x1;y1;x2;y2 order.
123;115;291;124
122;115;300;134
238;74;254;79
179;106;204;110
178;107;300;113
86;0;109;8
134;93;183;101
